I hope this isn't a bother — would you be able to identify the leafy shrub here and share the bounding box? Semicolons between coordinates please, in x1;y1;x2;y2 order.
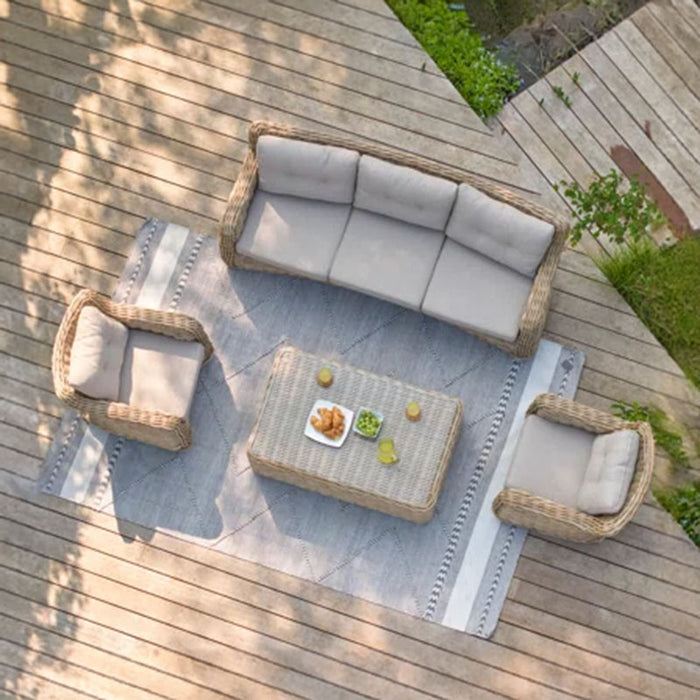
555;169;665;246
386;0;520;118
611;400;689;468
601;239;700;388
656;483;700;547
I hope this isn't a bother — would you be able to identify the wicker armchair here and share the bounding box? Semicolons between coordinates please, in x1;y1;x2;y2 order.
492;394;654;542
219;120;568;357
52;289;213;451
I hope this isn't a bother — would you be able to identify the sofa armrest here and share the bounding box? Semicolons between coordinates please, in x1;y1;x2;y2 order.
219;148;259;267
511;215;568;357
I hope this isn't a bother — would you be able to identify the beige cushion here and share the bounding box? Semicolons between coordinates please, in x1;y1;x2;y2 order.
445;184;554;277
68;306;128;401
354;155;457;230
118;330;205;419
421;239;532;342
505;414;595;508
329;208;443;310
237;191;351;281
576;430;639;515
257;135;359;204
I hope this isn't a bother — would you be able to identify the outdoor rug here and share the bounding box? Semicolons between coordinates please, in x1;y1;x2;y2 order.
40;220;585;638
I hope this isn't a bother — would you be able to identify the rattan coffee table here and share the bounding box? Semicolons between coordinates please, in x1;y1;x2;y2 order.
247;346;463;523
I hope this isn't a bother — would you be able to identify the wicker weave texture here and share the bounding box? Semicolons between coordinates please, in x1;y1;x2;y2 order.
52;289;213;451
247;346;463;523
218;120;568;358
492;393;654;542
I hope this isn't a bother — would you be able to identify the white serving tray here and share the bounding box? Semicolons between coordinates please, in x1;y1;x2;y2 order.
304;399;354;448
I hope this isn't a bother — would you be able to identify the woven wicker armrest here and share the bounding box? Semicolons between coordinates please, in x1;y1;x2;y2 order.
493;394;655;542
527;393;633;434
69;289;213;359
492;488;612;541
52;289;213;451
513;217;568;357
219;147;259;266
82;399;192;451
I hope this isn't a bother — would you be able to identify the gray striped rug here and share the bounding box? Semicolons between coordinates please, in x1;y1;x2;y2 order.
40;219;585;638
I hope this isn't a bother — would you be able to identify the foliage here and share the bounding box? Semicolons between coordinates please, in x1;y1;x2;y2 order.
656;483;700;547
611;400;689;468
601;239;700;388
571;71;580;86
386;0;520;118
555;169;665;246
551;84;571;107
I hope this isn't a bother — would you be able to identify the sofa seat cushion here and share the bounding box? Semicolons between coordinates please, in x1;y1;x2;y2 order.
329;208;444;310
445;184;554;278
237;191;351;281
354;155;457;230
505;414;595;508
118;330;205;419
576;430;639;515
257;135;359;203
421;239;532;343
68;305;129;401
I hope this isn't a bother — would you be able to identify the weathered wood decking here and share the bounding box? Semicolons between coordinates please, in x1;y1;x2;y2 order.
1;0;699;697
498;0;700;237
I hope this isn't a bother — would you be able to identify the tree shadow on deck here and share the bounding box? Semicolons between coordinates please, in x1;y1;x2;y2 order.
1;1;134;695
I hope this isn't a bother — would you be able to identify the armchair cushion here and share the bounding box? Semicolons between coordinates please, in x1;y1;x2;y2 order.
354;155;457;230
421;239;532;342
257;135;359;204
68;305;128;401
118;330;206;419
237;191;351;281
445;184;554;277
576;430;639;515
329;208;443;310
505;414;595;508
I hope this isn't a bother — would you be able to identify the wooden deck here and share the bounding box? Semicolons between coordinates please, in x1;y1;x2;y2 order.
498;0;700;235
1;0;699;697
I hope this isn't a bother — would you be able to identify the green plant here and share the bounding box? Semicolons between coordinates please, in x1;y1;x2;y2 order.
611;400;690;468
571;71;581;86
386;0;520;118
656;483;700;546
601;239;700;388
555;169;665;246
551;84;572;107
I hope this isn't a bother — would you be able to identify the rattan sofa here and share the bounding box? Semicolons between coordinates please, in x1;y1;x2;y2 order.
52;289;213;451
219;121;568;357
492;394;654;542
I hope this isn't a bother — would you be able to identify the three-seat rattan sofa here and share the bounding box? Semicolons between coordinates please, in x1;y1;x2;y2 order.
219;121;568;357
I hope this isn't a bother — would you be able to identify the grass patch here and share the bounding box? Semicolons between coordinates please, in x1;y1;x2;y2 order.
655;483;700;546
386;0;520;118
612;400;689;469
599;238;700;389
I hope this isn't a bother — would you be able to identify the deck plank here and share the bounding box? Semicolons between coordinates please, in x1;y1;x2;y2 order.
631;6;700;99
614;19;700;125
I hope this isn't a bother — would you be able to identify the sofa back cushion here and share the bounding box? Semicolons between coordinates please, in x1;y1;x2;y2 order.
576;430;639;515
354;155;457;230
68;305;129;401
445;184;555;277
257;135;359;204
